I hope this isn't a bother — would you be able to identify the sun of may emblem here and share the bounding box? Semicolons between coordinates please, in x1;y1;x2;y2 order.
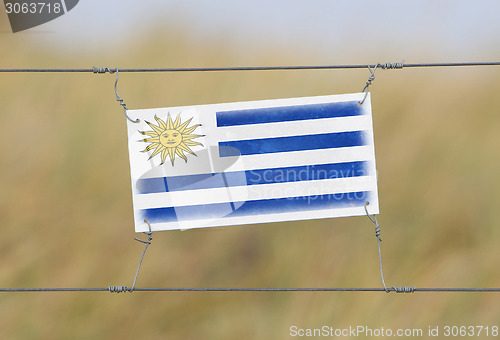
139;113;204;165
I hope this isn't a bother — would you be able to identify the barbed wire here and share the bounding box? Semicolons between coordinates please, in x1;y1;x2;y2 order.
0;61;499;73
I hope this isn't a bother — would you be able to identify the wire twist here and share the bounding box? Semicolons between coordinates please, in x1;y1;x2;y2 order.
108;286;129;293
106;220;153;294
391;286;415;293
93;66;139;123
113;68;139;123
364;202;382;242
358;64;378;105
380;61;404;69
129;219;154;292
92;67;114;74
358;61;404;105
364;202;416;294
364;202;386;293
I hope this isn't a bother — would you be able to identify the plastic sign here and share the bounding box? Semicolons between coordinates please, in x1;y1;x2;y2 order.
127;93;379;232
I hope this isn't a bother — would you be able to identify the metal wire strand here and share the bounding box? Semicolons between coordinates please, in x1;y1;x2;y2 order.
129;219;154;293
0;60;499;295
108;286;128;294
112;68;139;123
1;287;500;293
379;61;404;70
2;61;500;73
364;202;416;294
358;64;379;105
107;220;154;294
92;67;139;123
364;201;390;292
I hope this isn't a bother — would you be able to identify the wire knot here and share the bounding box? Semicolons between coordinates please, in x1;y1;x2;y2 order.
362;69;377;92
134;220;153;245
391;286;416;293
364;202;382;242
134;232;153;245
380;61;404;70
111;68;139;123
358;64;379;105
108;286;129;293
365;73;375;87
374;223;382;242
92;67;138;122
92;67;116;74
128;219;154;293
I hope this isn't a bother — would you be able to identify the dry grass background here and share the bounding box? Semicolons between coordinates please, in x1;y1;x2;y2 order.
0;15;499;340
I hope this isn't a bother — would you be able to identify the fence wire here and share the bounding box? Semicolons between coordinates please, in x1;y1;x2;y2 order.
0;61;499;73
0;60;499;294
1;287;499;294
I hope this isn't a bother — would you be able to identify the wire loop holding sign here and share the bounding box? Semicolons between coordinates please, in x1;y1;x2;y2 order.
106;220;153;294
364;202;415;294
358;64;379;105
358;61;404;105
113;68;139;123
129;219;154;292
364;201;389;292
93;66;139;123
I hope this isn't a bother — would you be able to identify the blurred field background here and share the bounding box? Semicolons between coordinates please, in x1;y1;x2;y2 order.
1;3;500;339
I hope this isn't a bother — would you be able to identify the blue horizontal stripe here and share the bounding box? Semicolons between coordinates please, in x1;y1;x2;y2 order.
140;191;371;223
216;101;361;127
219;131;366;157
136;161;369;194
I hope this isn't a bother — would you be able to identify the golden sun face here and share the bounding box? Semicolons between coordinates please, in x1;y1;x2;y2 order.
159;129;182;148
139;113;204;165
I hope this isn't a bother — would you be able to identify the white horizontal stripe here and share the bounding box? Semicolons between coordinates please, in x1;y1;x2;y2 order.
215;145;376;173
128;93;367;121
137;145;376;179
135;202;380;232
216;115;372;142
133;175;377;209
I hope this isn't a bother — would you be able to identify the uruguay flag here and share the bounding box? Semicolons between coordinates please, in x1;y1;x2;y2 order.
126;93;378;232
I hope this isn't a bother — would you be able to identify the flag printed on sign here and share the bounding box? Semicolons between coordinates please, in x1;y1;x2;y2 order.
127;93;379;232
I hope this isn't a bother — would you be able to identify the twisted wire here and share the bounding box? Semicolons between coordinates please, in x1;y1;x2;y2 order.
112;68;139;123
364;202;389;292
130;220;153;292
92;67;115;74
380;61;404;69
358;64;380;105
108;286;129;293
364;203;416;294
391;286;416;293
92;67;138;123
